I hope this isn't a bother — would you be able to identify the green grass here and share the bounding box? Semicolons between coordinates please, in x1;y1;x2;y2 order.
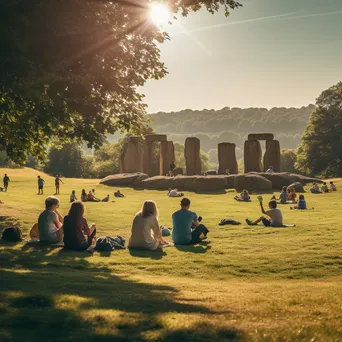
0;167;341;341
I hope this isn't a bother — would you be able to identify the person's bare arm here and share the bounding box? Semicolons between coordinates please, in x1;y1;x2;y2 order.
55;210;64;224
260;203;267;215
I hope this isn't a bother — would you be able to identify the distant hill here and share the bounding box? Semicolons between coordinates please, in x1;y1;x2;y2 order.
147;105;314;158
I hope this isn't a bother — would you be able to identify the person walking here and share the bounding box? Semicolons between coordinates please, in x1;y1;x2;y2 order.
3;174;10;192
37;175;45;195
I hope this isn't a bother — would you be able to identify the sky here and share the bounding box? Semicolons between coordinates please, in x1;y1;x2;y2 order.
141;0;342;113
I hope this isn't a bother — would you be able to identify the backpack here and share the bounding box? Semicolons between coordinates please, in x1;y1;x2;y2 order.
2;227;23;242
219;219;241;226
95;236;126;251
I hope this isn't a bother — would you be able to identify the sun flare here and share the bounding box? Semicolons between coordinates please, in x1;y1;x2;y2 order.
149;3;170;27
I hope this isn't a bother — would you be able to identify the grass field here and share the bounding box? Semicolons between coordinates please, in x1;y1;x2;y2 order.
0;167;341;341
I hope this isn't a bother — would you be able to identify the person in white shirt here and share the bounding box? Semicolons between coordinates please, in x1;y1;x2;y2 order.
167;188;184;197
70;190;78;202
245;199;283;227
266;166;274;173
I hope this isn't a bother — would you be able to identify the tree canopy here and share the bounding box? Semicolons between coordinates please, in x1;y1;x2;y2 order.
0;0;242;164
296;82;342;177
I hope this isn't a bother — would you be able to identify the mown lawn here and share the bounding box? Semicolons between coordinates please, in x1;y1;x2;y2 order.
0;167;341;341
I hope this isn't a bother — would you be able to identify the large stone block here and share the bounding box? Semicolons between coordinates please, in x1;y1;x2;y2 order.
248;133;274;141
263;140;280;172
218;143;238;174
119;138;143;173
234;174;272;192
244;140;263;173
159;141;169;176
142;141;159;177
167;141;175;168
184;137;201;175
145;134;167;142
100;173;149;187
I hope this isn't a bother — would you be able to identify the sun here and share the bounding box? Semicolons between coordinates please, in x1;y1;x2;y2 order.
149;3;171;27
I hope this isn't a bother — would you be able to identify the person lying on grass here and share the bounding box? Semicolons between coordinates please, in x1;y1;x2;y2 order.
234;189;250;202
30;196;64;243
290;194;307;210
172;197;209;245
114;190;125;198
63;201;96;251
128;200;168;250
246;199;283;227
167;188;184;197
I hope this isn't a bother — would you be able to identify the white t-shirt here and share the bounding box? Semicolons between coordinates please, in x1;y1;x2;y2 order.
38;209;63;243
266;169;274;173
265;208;283;227
168;189;179;197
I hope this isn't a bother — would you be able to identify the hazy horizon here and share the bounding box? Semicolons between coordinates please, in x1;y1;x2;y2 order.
142;0;342;114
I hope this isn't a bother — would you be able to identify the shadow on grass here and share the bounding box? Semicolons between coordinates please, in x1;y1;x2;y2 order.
129;247;167;260
174;242;211;254
0;246;244;341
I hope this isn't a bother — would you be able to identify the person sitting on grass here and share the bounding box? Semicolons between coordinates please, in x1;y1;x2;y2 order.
234;189;250;202
87;190;100;202
172;198;209;245
290;194;307;210
246;199;283;227
101;194;110;202
330;181;337;191
128;200;168;250
310;183;322;194
30;196;64;243
321;182;329;193
288;188;297;202
81;189;88;202
63;201;96;251
168;188;184;197
271;186;288;204
114;190;125;198
70;190;78;203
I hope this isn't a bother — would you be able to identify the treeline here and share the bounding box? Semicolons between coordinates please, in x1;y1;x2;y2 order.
147;105;314;153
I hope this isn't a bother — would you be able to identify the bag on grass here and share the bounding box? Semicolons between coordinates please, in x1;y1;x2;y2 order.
219;218;241;226
2;227;23;242
94;235;126;251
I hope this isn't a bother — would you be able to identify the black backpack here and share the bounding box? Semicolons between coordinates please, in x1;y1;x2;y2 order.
2;227;23;242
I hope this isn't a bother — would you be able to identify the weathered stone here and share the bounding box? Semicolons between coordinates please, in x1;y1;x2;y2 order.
119;138;143;173
218;143;238;174
172;168;183;176
100;173;149;187
142;141;159;177
141;175;226;191
184;137;201;175
263;140;280;172
287;182;305;193
248;133;274;141
244;140;263;173
205;170;218;175
145;134;167;142
159;141;169;176
167;141;175;169
234;174;272;192
223;175;236;189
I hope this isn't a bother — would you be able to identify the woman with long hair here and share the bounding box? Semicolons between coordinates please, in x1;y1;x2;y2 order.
128;200;167;250
63;201;96;250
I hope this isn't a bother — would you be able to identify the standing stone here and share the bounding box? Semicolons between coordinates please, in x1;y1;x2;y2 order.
167;141;175;168
244;140;263;173
263;140;281;172
184;137;201;175
218;143;238;174
120;137;143;173
159;141;169;176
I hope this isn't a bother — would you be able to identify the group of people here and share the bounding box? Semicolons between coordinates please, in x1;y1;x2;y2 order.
310;181;336;193
79;189;110;202
29;196;209;251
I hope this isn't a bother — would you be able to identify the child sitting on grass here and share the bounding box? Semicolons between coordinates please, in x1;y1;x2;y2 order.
234;189;251;202
246;199;283;227
321;182;329;193
330;181;337;191
288;188;297;202
290;194;307;210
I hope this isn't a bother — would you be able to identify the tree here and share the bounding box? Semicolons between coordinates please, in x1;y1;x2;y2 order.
0;0;242;164
44;143;89;178
280;149;297;173
296;82;342;177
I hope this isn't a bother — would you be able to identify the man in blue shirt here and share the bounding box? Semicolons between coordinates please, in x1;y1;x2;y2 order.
172;198;209;245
